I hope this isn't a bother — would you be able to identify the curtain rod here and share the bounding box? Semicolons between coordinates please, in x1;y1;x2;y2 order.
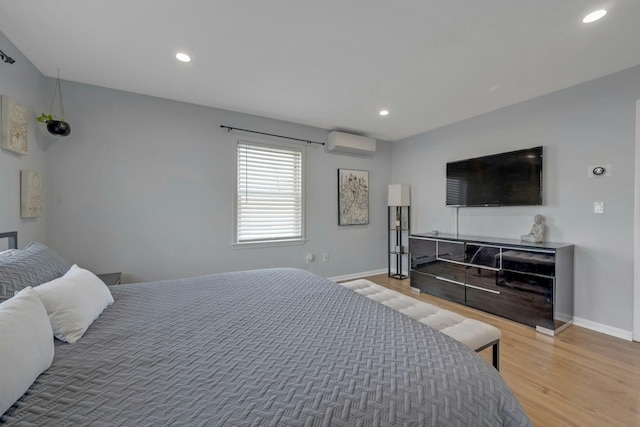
220;125;324;146
0;49;16;64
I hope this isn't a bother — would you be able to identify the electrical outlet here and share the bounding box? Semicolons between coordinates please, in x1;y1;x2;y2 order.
305;253;314;264
323;253;329;263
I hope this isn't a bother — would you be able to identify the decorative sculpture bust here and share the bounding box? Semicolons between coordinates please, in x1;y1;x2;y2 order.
521;214;544;243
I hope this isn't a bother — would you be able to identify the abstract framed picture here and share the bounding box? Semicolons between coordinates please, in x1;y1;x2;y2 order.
1;96;28;155
338;168;369;225
21;170;43;218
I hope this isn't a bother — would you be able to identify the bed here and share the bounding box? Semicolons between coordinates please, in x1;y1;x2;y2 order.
0;235;532;426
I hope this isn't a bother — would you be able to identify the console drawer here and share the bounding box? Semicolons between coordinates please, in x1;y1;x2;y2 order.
466;287;553;329
466;244;500;269
411;271;465;304
436;240;465;263
501;249;555;276
416;260;466;283
466;269;554;329
410;238;436;270
465;266;499;291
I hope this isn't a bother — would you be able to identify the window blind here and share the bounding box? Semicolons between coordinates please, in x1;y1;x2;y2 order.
237;142;303;243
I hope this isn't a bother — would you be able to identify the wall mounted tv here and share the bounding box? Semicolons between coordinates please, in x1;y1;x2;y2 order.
446;146;543;207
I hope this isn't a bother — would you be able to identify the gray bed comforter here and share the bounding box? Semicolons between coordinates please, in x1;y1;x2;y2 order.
2;268;531;426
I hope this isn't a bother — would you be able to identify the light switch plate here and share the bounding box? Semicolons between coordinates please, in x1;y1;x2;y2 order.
594;201;605;214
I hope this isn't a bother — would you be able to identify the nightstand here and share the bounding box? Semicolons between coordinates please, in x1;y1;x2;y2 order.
97;272;122;286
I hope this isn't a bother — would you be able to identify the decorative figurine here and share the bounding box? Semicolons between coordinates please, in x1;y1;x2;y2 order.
521;214;544;243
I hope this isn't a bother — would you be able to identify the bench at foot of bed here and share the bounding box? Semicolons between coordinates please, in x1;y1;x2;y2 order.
339;279;502;370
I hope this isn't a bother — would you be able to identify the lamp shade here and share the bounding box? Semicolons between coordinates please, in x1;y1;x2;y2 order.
388;184;410;206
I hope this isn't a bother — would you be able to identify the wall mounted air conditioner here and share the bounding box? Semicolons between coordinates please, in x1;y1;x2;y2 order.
326;131;376;155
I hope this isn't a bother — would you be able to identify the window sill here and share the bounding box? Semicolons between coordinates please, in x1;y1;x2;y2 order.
232;239;307;249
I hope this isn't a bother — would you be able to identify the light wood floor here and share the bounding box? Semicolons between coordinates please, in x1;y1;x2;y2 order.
363;274;640;427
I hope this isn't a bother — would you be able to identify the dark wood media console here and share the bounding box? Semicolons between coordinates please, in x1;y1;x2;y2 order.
409;233;574;335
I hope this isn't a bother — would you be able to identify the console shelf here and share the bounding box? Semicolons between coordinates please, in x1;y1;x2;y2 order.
409;233;574;335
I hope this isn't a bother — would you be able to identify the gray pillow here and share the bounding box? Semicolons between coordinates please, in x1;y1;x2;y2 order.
0;242;71;300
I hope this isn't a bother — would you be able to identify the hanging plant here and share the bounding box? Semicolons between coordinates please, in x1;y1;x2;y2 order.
38;71;71;137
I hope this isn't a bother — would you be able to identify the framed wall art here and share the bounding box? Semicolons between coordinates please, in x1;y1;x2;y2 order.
1;95;28;155
338;168;369;225
21;170;43;218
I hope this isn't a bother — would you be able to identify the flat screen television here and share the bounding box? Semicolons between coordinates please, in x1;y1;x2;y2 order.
446;146;543;207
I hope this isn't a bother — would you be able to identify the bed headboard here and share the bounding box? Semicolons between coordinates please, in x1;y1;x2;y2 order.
0;231;18;249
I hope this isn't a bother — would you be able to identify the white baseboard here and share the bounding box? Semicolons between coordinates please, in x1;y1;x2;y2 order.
572;317;633;341
328;269;387;283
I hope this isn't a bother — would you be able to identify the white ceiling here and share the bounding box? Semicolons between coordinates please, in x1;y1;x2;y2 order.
1;1;639;141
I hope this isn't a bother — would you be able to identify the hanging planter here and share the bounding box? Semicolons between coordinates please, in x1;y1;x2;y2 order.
38;115;71;136
38;72;71;137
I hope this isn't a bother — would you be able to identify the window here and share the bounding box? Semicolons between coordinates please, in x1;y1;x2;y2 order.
235;140;304;245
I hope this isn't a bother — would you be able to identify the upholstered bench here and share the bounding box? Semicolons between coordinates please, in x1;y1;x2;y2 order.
339;279;502;370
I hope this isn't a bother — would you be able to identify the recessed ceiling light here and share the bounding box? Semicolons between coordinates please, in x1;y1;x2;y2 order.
583;9;607;23
379;110;389;116
175;52;191;63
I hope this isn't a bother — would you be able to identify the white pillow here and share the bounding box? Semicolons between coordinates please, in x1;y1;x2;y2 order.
0;287;54;415
34;264;114;343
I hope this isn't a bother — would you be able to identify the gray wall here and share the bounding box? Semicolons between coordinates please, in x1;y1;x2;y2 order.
0;31;48;248
5;25;639;333
43;81;391;282
391;65;640;333
1;27;390;284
